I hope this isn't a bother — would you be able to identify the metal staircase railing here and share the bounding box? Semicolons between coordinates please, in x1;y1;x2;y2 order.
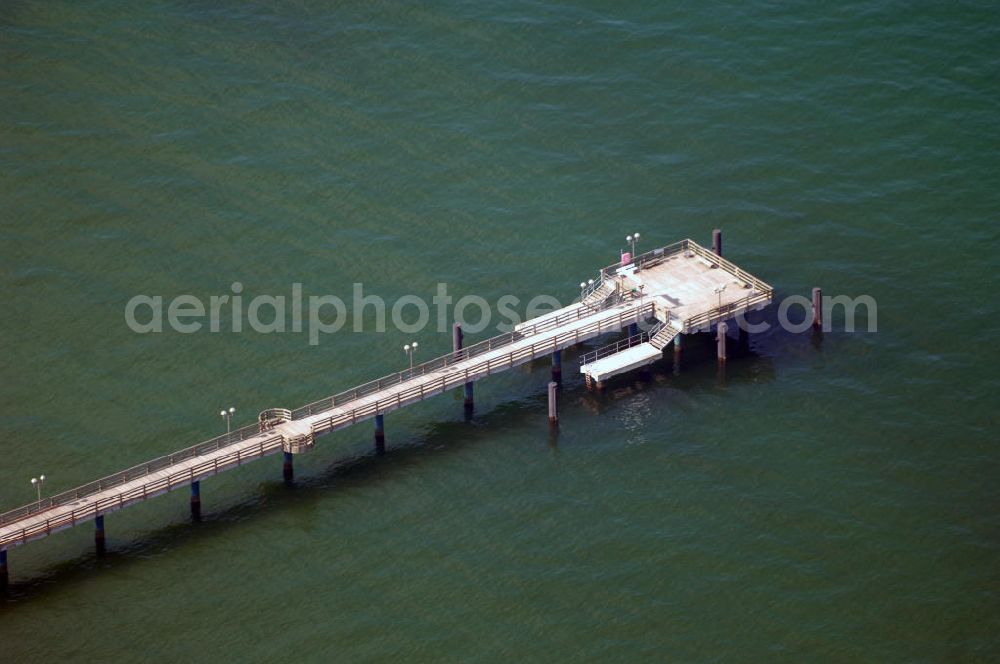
649;322;679;350
580;325;654;367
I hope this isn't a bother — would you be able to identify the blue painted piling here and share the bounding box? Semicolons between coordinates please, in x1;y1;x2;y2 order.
190;480;201;520
454;322;473;411
374;414;385;455
95;515;105;554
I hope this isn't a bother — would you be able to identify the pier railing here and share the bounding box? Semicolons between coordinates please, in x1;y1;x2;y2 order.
0;296;651;531
579;326;656;367
682;242;773;332
599;239;689;279
682;290;772;333
306;301;657;436
597;238;774;333
598;239;773;296
288;291;639;420
580;277;605;302
686;240;773;296
0;421;270;528
1;433;286;548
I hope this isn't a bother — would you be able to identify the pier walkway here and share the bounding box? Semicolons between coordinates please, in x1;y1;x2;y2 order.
0;237;772;567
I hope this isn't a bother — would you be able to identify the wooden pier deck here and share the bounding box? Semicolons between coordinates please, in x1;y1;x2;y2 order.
0;237;772;565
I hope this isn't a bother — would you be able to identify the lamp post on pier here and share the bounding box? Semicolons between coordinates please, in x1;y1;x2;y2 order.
30;474;46;502
626;232;641;257
220;406;235;434
404;341;419;370
714;284;727;311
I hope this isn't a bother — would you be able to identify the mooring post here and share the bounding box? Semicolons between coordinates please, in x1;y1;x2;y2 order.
374;413;385;455
717;321;728;363
190;480;201;520
812;287;823;330
547;381;558;427
1;549;8;591
95;515;106;554
283;451;294;483
712;229;723;258
452;321;462;359
551;349;562;383
454;322;473;412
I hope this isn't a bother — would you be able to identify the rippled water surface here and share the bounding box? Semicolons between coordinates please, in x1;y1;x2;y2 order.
1;1;998;660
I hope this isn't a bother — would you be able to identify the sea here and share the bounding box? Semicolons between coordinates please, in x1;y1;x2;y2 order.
1;1;998;660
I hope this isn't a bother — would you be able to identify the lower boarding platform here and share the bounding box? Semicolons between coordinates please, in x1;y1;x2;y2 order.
579;341;662;384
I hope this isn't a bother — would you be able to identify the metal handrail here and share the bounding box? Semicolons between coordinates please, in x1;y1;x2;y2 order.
686;241;773;295
307;301;656;439
596;238;773;334
0;433;286;548
683;291;771;333
580;326;656;367
599;239;690;279
289;289;635;419
580;275;605;301
0;420;266;528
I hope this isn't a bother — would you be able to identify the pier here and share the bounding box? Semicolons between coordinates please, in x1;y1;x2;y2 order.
0;234;772;586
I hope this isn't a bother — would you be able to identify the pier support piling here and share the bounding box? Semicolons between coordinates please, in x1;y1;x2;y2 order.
283;452;294;483
454;323;473;413
452;322;462;360
812;287;823;330
374;414;385;455
95;515;106;555
551;350;562;383
464;382;474;413
717;322;728;363
1;549;8;591
547;381;558;427
628;323;639;337
712;229;723;258
190;481;201;520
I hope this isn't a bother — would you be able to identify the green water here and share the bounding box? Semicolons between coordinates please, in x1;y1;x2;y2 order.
2;1;998;660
